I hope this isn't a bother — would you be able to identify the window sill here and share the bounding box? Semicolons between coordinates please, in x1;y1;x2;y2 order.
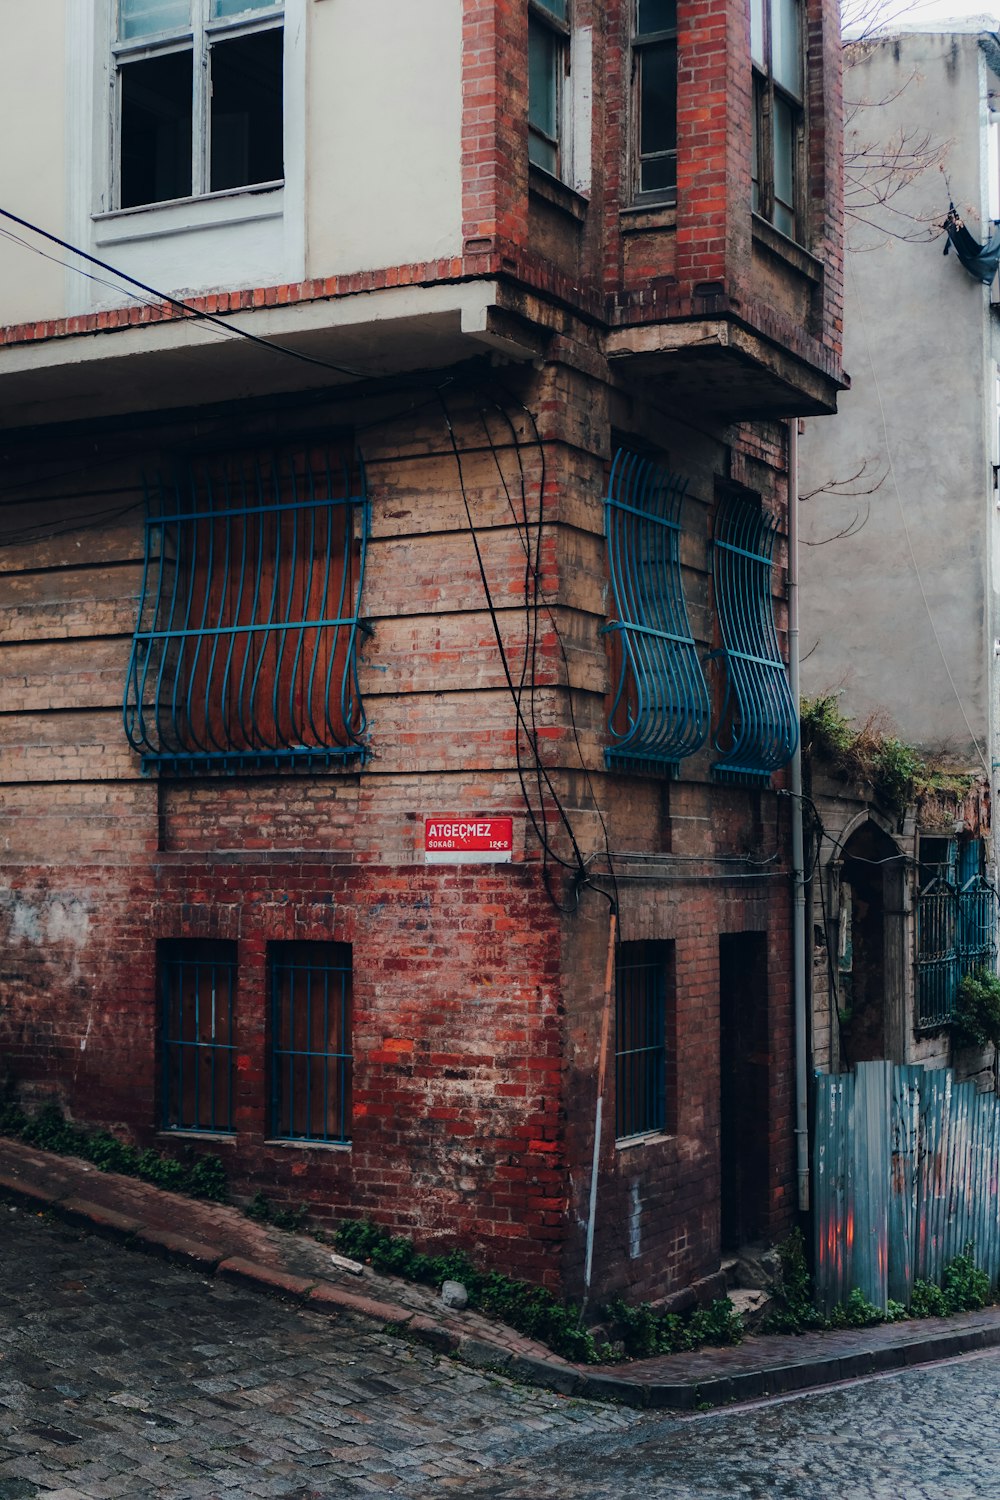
751;213;823;284
616;1129;672;1151
263;1138;352;1152
528;165;588;222
156;1129;236;1143
620;201;677;234
94;183;284;246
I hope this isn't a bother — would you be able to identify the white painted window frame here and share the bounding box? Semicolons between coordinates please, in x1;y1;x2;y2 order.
109;0;285;211
65;0;306;313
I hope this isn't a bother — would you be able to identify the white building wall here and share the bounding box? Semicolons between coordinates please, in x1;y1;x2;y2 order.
0;0;465;328
799;30;997;769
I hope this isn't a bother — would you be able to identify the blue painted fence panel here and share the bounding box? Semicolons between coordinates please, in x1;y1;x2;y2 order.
814;1062;1000;1312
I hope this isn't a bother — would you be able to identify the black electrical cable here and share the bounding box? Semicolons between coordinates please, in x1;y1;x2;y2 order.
490;377;622;919
437;388;588;912
0;204;365;380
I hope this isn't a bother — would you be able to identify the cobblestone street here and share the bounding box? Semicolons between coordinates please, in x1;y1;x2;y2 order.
3;1208;1000;1499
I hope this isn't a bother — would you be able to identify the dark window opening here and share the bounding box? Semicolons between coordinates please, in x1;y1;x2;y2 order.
615;940;672;1140
529;0;569;178
634;0;677;202
210;28;284;191
160;939;236;1134
270;942;353;1144
120;51;194;208
115;1;283;209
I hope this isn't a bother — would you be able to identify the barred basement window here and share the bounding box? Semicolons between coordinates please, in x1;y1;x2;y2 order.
632;0;678;203
270;942;353;1144
710;492;797;784
917;838;998;1029
604;449;710;775
160;939;236;1133
124;445;369;773
616;940;671;1141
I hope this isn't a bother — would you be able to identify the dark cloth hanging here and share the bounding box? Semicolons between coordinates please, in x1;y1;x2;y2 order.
942;202;1000;286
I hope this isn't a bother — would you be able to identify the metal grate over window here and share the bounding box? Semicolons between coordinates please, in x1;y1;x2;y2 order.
917;840;998;1029
604;449;710;774
124;446;369;773
270;942;353;1144
160;940;236;1134
615;940;670;1141
710;493;797;784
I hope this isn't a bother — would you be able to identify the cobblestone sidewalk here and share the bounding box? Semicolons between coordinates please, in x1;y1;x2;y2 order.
4;1135;1000;1410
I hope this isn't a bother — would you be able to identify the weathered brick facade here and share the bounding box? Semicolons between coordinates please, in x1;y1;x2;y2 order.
0;0;843;1304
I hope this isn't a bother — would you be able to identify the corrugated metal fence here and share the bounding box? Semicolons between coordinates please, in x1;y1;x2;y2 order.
813;1061;1000;1312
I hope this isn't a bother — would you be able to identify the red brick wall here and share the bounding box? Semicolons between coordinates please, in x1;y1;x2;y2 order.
0;339;799;1303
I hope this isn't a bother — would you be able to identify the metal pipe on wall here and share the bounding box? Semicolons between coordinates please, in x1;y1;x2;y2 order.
788;418;810;1213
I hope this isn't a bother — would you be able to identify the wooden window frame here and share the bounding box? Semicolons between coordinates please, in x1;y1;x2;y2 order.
528;0;572;181
631;1;678;206
750;0;806;243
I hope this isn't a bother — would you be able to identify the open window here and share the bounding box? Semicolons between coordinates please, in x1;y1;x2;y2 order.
528;0;571;178
750;0;805;241
114;0;284;209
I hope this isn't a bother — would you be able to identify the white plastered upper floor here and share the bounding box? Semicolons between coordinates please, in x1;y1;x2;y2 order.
0;0;464;330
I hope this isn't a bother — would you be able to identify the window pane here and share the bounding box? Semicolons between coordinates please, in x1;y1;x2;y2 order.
529;18;559;142
750;0;765;65
751;92;761;212
120;51;193;208
773;94;795;231
770;0;802;95
211;0;281;16
534;0;569;19
119;0;190;41
637;0;676;33
528;15;560;172
210;28;284;191
639;39;676;158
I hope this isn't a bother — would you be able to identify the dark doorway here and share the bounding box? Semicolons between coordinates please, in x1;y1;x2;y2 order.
719;932;770;1251
838;821;899;1065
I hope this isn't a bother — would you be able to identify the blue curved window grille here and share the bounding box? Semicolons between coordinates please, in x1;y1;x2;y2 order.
604;449;710;774
710;493;797;784
124;446;369;773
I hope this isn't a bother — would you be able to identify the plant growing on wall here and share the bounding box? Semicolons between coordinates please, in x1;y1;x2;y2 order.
953;970;1000;1052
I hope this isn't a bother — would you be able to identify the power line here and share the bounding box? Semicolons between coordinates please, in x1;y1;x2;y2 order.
0;204;365;380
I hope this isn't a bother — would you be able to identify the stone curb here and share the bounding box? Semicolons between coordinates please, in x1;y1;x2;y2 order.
4;1162;1000;1410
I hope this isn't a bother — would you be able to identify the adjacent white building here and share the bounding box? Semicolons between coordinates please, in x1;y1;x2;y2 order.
800;25;1000;1074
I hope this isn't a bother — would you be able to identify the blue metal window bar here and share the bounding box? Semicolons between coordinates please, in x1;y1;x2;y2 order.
124;446;369;773
270;942;353;1144
709;493;798;784
615;940;669;1140
917;840;998;1028
160;941;236;1133
604;449;710;775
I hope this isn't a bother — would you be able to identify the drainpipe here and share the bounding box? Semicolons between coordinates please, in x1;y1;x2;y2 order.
788;418;810;1214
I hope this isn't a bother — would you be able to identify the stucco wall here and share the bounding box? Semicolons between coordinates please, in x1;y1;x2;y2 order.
0;1;66;326
0;0;463;326
799;31;996;765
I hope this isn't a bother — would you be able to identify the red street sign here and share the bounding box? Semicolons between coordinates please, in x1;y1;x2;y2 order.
424;816;513;864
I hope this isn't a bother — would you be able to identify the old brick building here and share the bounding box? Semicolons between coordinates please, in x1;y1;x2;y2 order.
0;0;843;1303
